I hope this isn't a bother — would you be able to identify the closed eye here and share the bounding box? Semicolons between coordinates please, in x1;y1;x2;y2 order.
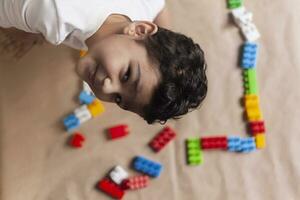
121;65;131;82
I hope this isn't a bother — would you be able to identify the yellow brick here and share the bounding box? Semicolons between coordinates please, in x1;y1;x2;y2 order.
79;50;87;57
246;107;263;121
87;99;105;117
255;134;266;149
244;94;260;110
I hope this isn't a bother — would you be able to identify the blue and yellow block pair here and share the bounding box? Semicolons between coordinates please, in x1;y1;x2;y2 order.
186;138;203;165
63;98;105;131
132;156;163;178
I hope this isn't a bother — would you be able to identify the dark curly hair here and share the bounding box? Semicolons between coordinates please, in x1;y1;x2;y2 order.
141;26;208;124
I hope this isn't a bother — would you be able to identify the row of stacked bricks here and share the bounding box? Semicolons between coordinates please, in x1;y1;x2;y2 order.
241;41;266;149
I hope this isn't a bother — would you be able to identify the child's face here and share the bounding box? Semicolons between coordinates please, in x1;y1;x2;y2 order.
76;34;161;118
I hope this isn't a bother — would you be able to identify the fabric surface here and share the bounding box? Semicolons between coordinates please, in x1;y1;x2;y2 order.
0;0;165;50
1;0;300;199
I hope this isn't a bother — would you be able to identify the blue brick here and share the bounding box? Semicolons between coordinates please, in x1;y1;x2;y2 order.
241;42;258;69
63;114;80;131
132;156;163;178
239;137;256;153
227;136;242;152
79;91;95;104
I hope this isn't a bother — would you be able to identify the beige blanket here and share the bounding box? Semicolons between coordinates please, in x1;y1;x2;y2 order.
1;0;300;199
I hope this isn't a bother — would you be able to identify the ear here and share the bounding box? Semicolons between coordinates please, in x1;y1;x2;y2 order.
123;21;158;40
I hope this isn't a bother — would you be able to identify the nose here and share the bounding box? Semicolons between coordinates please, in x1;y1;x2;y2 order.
101;77;120;95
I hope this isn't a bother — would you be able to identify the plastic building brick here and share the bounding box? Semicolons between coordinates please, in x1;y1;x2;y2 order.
108;124;129;140
121;175;149;190
149;126;176;152
246;107;263;121
227;136;243;152
186;138;203;165
109;166;129;185
255;133;266;149
200;136;228;150
249;120;265;135
87;99;105;117
241;22;260;42
243;68;259;94
70;133;85;148
239;137;256;153
132;156;163;178
227;0;243;9
74;104;92;124
231;7;260;41
98;178;125;199
227;136;256;152
241;42;258;69
79;50;87;57
244;94;259;110
79;90;95;104
82;81;94;95
63;114;80;131
231;7;252;26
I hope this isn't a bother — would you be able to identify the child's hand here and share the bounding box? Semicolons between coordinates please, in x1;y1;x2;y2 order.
0;28;44;59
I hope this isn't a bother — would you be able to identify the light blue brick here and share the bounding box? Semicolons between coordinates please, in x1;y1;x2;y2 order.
79;91;95;104
63;114;80;131
241;42;259;69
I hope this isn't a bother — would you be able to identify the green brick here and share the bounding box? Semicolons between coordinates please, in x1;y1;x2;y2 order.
243;68;259;95
227;0;243;9
186;138;203;165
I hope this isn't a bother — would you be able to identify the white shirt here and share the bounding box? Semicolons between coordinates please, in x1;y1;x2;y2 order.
0;0;165;50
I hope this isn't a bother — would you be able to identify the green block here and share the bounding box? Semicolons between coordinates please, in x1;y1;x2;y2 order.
227;0;243;9
243;68;259;94
186;138;203;165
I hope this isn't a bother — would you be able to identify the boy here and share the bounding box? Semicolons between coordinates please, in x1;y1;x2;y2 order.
0;0;207;124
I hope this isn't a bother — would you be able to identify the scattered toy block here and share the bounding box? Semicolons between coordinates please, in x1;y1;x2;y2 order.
121;175;149;190
186;138;203;165
227;0;243;9
244;94;260;110
231;6;253;27
227;136;243;152
79;50;87;57
149;126;176;152
70;133;85;148
87;99;105;117
243;68;259;94
239;137;256;153
63;114;80;131
249;120;265;135
246;107;263;121
108;124;129;140
98;178;125;199
200;136;228;150
241;42;258;69
74;104;92;124
79;90;95;104
241;22;260;42
255;133;266;149
82;81;94;95
109;166;129;185
132;156;163;178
